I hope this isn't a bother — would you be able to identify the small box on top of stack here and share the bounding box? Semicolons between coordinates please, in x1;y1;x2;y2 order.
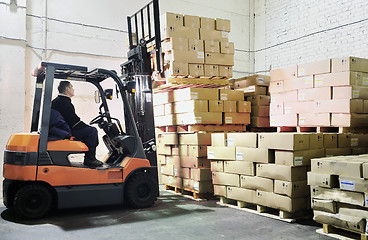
269;57;368;128
161;12;234;79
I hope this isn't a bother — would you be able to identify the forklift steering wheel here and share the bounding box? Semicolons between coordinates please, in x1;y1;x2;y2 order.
89;114;105;125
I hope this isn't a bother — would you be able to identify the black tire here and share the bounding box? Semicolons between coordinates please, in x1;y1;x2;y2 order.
125;172;158;208
13;184;53;219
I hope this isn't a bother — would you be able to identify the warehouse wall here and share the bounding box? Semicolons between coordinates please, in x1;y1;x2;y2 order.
255;0;368;73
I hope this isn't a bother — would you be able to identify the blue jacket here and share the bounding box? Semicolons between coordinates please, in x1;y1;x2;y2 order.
48;109;72;141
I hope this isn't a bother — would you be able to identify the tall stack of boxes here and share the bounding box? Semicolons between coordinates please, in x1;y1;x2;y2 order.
308;154;368;234
161;12;234;79
233;75;271;128
269;57;368;127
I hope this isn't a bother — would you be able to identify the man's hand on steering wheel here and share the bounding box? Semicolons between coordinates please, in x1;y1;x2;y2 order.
90;113;106;125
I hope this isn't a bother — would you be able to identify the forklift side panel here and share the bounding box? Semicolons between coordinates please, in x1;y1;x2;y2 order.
3;164;37;181
120;157;151;181
6;133;39;152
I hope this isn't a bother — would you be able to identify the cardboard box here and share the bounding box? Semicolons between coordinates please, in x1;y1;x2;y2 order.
200;17;216;30
324;133;338;148
224;161;255;176
220;42;234;54
180;145;207;158
270;66;297;81
251;117;270;128
242;86;268;97
339;177;368;193
209;100;224;112
333;86;368;100
236;147;274;163
313;210;366;233
213;185;227;197
269;81;284;93
161;12;183;27
270;102;283;115
173;100;208;114
284;101;315;114
256;164;307;181
271;91;298;103
164;61;189;76
307;172;339;188
223;113;251;125
297;59;331;77
165;50;204;64
180;133;211;145
227;133;258;148
190;168;212;181
158;133;178;145
164;103;174;115
211;133;227;147
310;186;365;206
223;101;237;113
237;101;252;113
153;91;174;106
182;179;213;193
181;157;210;168
157;154;166;165
234;75;270;88
256;190;307;213
338;133;352;148
174;87;218;102
314;71;368;87
283;76;314;91
165;156;181;166
325;148;352;157
219;66;233;78
207;146;236;160
212;172;239;186
251;106;269;117
270;114;298;127
162;37;188;52
240;176;273;192
247;95;270;106
216;18;231;32
211;160;224;172
298;113;330;127
351;135;368;148
258;133;310;151
162;26;199;39
332;57;368;73
188;64;204;77
227;187;255;203
188;39;204;52
200;29;228;42
310;133;324;149
162;175;182;187
161;164;174;176
154;115;176;127
204;64;219;77
176;112;222;125
274;180;309;198
154;104;165;116
331;113;368;127
219;89;244;101
204;40;220;53
315;99;364;114
205;52;234;66
311;199;337;213
311;157;365;178
275;149;325;166
364;100;368;113
183;15;200;28
297;87;331;102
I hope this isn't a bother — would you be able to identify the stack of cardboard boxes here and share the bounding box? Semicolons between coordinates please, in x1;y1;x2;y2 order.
308;154;368;234
269;57;368;127
161;12;234;79
232;75;271;128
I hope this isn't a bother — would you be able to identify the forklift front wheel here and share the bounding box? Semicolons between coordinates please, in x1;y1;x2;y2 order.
125;172;158;208
13;183;53;219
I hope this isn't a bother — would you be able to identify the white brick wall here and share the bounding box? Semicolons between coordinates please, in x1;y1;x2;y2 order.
255;0;368;72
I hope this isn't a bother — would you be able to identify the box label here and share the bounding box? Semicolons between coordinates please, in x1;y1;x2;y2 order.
315;76;324;86
174;169;178;176
294;157;303;166
353;90;360;98
168;176;172;184
236;152;243;160
195;116;202;123
299;117;306;125
194;182;199;191
208;151;215;158
191;92;199;99
227;139;234;146
248;86;256;92
298;92;306;101
166;157;170;164
351;138;359;147
225;117;233;123
304;78;312;84
197;51;204;59
258;78;264;84
363;77;368;85
221;93;228;100
340;179;355;191
222;31;229;38
285;106;292;114
298;68;306;76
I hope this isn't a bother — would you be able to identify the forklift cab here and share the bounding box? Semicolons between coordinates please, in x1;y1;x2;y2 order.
3;62;158;219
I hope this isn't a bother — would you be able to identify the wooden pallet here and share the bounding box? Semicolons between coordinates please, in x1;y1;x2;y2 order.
164;184;214;201
316;224;368;240
177;124;247;133
217;197;312;223
277;126;368;133
156;126;177;133
154;78;229;93
248;127;277;132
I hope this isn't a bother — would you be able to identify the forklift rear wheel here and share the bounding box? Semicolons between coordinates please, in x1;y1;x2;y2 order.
125;172;157;208
13;184;53;219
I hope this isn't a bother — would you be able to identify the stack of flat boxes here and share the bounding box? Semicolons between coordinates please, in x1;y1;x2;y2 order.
308;154;368;234
161;12;234;78
233;75;271;127
269;57;368;127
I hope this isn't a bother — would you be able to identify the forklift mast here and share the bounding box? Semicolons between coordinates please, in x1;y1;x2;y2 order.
120;0;162;169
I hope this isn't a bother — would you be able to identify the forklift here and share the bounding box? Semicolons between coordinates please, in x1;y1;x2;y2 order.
3;0;162;219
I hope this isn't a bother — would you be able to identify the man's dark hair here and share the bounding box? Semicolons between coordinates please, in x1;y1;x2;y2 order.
58;81;71;94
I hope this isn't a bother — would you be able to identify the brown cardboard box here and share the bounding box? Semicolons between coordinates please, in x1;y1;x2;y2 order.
237;101;252;113
183;15;200;28
220;42;234;54
351;135;368;148
223;101;237;112
315;99;364;114
270;114;298;127
311;199;337;213
183;179;213;193
251;106;269;116
331;113;368;127
258;133;310;151
309;133;324;149
224;113;251;124
207;146;236;160
235;75;270;88
283;76;314;91
297;87;331;102
311;156;365;178
274;180;309;197
209;100;224;112
204;40;220;53
256;164;307;181
219;66;233;78
333;86;368;100
211;133;227;147
181;157;210;168
188;39;204;52
227;187;255;203
236;147;274;163
270;102;283;115
242;86;268;97
332;57;368;73
162;37;188;52
176;112;222;125
275;149;325;166
180;133;211;145
298;113;330;127
325;148;352;157
164;103;174;115
212;172;240;186
190;168;212;181
219;89;244;101
173;100;208;114
158;133;178;145
314;71;368;87
216;18;231;32
270;66;297;81
310;186;365;206
205;52;234;65
338;133;352;148
240;176;273;192
200;29;228;42
154;115;176;127
200;17;216;30
352;148;368;155
157;154;166;165
251;117;270;128
204;64;219;77
188;64;204;77
153;91;174;106
214;185;227;197
271;91;298;103
224;161;255;175
211;160;224;172
165;50;204;64
324;133;338;148
297;59;331;77
162;26;199;39
161;12;183;27
161;164;174;176
339;176;368;193
256;190;307;213
247;95;270;106
269;80;284;93
165;156;181;166
154;105;165;116
226;133;258;148
180;145;207;158
171;146;180;156
162;175;183;187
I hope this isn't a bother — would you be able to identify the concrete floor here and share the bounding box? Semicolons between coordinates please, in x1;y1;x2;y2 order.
0;186;333;240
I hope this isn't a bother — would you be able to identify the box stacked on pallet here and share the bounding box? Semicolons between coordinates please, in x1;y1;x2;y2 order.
308;154;368;234
233;75;272;128
269;57;368;127
161;12;234;79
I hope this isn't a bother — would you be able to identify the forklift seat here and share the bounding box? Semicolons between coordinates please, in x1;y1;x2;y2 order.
47;140;88;152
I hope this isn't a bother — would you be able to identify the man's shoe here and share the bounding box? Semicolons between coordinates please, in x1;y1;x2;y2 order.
84;158;103;168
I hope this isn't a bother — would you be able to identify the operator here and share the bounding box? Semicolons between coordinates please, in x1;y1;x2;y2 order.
52;81;103;168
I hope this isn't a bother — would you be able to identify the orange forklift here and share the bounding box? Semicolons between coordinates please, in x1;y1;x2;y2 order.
3;0;162;219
